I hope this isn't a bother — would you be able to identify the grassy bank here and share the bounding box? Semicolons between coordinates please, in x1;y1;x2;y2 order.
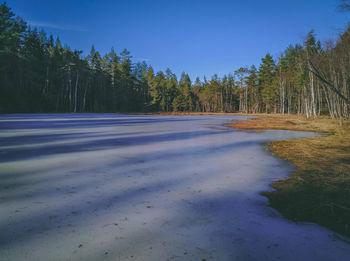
140;112;242;115
227;114;350;237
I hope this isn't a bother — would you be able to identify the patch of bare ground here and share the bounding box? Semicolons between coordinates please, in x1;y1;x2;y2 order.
227;114;350;237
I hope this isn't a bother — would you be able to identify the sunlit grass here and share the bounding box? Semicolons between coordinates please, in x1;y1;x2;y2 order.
229;114;350;237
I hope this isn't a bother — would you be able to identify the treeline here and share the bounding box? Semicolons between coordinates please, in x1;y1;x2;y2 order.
0;2;349;118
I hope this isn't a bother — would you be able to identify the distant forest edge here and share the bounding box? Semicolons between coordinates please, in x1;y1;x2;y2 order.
0;2;349;118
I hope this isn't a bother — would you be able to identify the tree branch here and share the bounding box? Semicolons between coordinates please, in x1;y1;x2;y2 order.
307;59;350;107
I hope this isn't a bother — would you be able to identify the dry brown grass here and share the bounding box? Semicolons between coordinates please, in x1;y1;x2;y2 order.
228;114;350;174
146;111;243;116
228;114;350;237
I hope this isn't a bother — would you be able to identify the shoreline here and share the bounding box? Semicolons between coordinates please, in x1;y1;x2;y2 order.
226;114;350;238
136;112;350;238
1;112;349;237
1;113;350;259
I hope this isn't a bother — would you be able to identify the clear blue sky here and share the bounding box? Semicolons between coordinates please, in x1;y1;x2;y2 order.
6;0;350;80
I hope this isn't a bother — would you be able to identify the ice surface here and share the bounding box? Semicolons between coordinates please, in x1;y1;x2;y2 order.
0;114;349;261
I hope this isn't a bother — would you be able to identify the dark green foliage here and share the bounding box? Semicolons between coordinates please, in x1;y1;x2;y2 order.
0;2;349;117
259;54;276;113
0;2;26;112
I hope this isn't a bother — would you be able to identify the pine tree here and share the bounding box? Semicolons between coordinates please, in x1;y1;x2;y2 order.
259;53;276;113
0;2;26;112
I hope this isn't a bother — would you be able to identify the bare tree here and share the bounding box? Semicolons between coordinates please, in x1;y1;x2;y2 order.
307;59;350;108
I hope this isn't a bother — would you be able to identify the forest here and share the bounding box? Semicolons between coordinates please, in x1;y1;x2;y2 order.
0;2;349;118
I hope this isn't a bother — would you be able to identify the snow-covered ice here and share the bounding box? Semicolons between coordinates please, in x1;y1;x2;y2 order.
0;114;349;261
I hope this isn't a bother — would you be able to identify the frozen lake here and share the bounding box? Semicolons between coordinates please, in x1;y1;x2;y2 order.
0;114;349;261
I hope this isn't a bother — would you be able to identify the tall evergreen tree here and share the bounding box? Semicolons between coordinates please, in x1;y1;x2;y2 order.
259;53;276;112
0;2;348;118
